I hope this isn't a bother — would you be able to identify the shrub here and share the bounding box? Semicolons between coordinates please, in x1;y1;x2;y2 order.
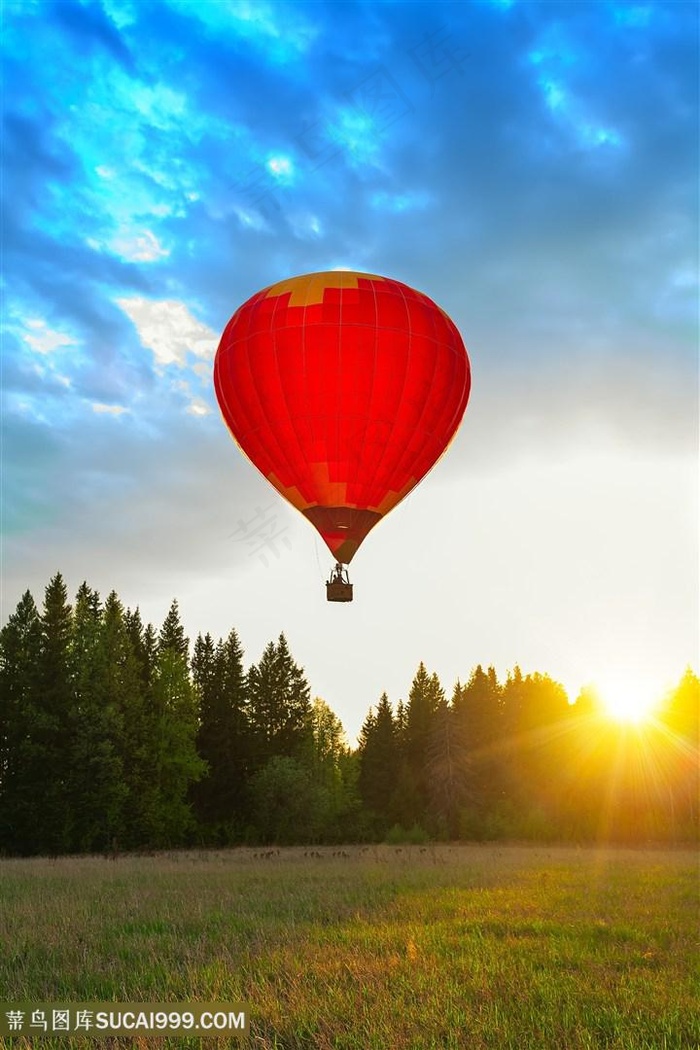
385;823;429;845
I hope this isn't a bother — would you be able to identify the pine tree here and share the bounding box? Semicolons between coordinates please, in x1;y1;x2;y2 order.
192;632;217;708
147;602;205;846
501;665;524;737
68;583;103;846
498;669;570;836
402;663;443;827
0;590;42;854
453;664;504;815
659;669;699;838
119;606;159;850
68;588;128;852
124;607;157;691
661;667;699;744
158;599;189;659
35;573;74;854
358;692;400;835
426;690;471;837
192;629;250;838
454;665;501;750
247;633;312;767
395;699;407;743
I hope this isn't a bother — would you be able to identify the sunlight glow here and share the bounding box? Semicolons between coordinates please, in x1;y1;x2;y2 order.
595;674;660;724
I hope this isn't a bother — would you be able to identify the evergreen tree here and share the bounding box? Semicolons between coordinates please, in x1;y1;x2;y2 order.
124;607;157;690
192;632;217;703
192;628;250;838
336;748;364;840
428;671;446;708
5;569;695;852
249;756;316;844
571;684;600;719
307;697;353;840
0;591;42;854
147;602;205;846
394;699;407;743
659;668;699;838
453;664;504;816
426;690;472;837
455;665;502;752
158;599;188;659
35;573;74;854
113;605;162;848
661;667;699;744
358;693;400;835
521;672;570;732
494;669;572;837
70;583;102;673
68;588;128;852
402;663;443;827
247;633;312;767
501;665;525;736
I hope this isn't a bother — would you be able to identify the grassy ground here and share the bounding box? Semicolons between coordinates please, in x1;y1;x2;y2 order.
0;844;697;1049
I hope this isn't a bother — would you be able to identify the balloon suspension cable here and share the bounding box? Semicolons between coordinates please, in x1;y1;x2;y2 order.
313;534;324;584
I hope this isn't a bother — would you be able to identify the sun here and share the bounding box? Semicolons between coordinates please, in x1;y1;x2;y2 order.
595;674;659;725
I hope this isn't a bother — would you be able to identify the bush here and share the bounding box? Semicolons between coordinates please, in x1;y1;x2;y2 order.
385;823;429;845
517;807;557;842
483;800;519;841
458;806;486;842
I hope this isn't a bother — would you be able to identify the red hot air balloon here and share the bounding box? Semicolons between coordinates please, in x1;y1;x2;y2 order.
214;270;471;601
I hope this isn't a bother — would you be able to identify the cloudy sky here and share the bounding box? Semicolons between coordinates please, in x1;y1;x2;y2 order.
3;0;698;741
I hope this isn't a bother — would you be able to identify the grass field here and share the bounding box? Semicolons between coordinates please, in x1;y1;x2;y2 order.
0;844;697;1049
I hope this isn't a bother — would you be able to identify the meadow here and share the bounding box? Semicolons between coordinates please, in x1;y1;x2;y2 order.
0;844;697;1049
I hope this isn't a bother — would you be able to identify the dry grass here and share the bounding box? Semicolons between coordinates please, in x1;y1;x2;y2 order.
0;844;697;1048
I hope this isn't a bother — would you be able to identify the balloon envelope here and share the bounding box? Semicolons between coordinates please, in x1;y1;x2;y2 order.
214;270;471;564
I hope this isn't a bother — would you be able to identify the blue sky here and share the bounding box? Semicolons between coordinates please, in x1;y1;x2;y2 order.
2;0;698;740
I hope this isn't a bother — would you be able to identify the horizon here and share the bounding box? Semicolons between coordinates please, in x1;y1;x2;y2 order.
5;567;696;746
3;0;698;744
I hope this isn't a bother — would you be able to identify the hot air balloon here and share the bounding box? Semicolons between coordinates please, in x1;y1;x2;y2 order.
214;270;471;601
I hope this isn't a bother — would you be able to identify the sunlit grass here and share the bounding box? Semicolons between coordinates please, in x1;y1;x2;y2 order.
0;845;698;1048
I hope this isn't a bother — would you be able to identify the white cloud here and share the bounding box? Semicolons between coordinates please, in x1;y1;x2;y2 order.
116;297;218;368
289;211;323;239
192;361;213;380
186;399;211;417
129;82;187;129
327;106;383;168
22;318;78;355
266;154;294;180
101;0;137;30
110;229;170;262
233;205;271;231
174;379;213;417
91;402;129;415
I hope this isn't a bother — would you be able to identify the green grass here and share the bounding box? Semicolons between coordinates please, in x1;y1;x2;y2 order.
0;844;697;1048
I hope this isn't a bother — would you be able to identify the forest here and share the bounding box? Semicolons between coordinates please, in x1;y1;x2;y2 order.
0;573;697;857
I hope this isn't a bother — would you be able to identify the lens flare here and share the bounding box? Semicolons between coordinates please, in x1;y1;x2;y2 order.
595;674;660;724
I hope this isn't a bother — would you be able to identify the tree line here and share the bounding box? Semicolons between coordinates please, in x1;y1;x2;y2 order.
0;574;697;856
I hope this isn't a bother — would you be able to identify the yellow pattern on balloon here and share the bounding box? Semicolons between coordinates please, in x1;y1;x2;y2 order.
263;270;386;307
